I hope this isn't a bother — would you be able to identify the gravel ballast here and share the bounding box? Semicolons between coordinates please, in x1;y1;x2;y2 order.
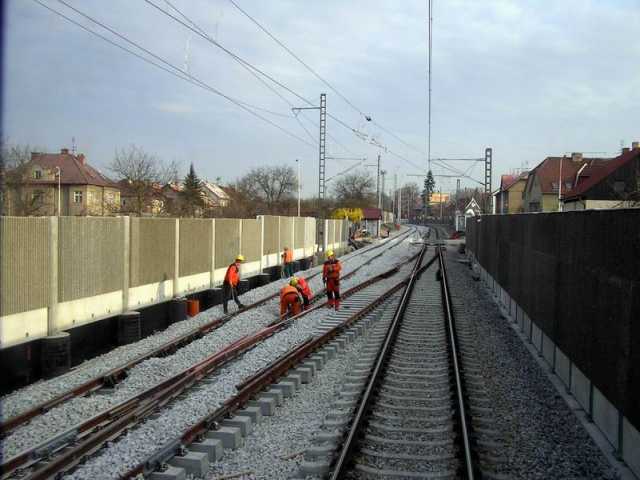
445;246;618;479
0;232;409;422
65;249;420;479
1;233;419;462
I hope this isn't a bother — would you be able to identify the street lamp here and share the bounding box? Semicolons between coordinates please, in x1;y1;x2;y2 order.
54;166;61;216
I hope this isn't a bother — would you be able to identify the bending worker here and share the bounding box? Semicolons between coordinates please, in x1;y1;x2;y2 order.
290;276;313;310
223;254;246;314
280;280;302;319
281;246;294;277
322;250;342;310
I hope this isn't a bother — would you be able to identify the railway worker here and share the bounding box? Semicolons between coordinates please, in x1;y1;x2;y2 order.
223;254;246;314
280;280;302;319
281;246;294;277
322;250;342;310
290;276;313;310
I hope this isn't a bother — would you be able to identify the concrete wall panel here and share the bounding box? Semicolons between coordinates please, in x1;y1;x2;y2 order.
0;217;50;316
179;219;212;277
327;220;335;248
242;219;261;262
58;217;123;302
263;216;279;255
215;218;240;269
130;218;176;288
279;216;293;252
294;217;305;249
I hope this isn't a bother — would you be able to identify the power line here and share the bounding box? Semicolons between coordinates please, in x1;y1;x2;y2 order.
38;0;315;148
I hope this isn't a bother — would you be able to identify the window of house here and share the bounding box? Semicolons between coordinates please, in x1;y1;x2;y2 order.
31;190;44;204
32;170;42;179
73;191;83;203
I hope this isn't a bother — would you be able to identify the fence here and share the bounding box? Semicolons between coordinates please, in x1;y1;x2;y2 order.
466;210;640;476
0;215;349;348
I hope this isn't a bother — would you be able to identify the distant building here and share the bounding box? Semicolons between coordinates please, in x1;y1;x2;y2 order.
522;153;611;212
455;197;482;231
361;207;382;237
161;180;231;216
118;180;166;216
201;181;230;208
494;172;528;214
562;143;640;211
5;148;120;216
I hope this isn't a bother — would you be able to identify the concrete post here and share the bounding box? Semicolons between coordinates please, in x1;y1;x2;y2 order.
122;216;130;312
323;219;329;253
173;218;180;298
258;216;265;272
290;216;295;259
238;219;243;275
277;216;281;259
210;219;216;288
47;216;59;336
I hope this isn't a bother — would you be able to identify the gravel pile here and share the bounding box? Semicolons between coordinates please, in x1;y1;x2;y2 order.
0;228;412;422
207;297;401;479
1;235;419;461
445;246;618;479
66;256;419;479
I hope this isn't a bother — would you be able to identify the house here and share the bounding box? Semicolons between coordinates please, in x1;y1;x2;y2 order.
494;171;528;214
361;207;382;237
522;153;611;212
562;143;640;211
455;197;482;231
5;148;120;216
118;180;166;216
201;181;230;208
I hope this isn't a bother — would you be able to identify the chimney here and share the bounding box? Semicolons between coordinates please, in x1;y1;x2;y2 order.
77;154;85;165
571;152;583;162
632;141;640;150
622;147;631;154
60;148;69;154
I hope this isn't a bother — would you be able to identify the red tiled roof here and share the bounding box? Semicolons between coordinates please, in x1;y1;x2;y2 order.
500;172;528;191
30;151;115;187
361;207;382;219
530;156;610;194
563;149;640;199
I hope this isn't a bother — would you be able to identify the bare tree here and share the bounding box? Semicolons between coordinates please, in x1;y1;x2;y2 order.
331;169;376;208
236;165;297;214
109;145;178;216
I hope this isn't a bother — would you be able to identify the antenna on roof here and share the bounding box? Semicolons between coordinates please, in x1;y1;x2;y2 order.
72;137;76;154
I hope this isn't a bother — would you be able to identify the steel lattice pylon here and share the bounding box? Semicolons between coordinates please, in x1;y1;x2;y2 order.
484;147;493;213
318;93;327;201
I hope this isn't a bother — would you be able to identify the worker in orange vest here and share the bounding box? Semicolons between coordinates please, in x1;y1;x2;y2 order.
322;250;342;310
281;246;294;277
223;254;246;314
290;276;313;310
280;280;302;319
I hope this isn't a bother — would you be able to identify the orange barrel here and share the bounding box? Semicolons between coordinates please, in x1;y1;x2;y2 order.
187;299;200;317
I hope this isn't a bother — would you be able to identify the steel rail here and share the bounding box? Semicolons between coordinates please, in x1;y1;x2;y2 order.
0;251;418;480
120;245;431;479
329;244;431;479
438;245;478;479
0;227;415;437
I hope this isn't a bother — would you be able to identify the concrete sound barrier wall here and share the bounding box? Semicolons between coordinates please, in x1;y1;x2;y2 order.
466;210;640;476
0;214;347;349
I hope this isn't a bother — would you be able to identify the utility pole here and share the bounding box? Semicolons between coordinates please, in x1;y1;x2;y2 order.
296;159;301;217
292;93;326;248
439;187;443;219
484;147;493;213
398;183;402;222
381;170;387;212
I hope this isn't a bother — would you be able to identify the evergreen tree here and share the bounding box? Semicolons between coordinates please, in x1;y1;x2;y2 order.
181;163;205;216
421;170;436;215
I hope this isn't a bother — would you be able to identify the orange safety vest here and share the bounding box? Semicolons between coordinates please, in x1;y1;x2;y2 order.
282;249;294;263
224;263;240;286
296;277;313;300
280;284;301;315
323;259;341;281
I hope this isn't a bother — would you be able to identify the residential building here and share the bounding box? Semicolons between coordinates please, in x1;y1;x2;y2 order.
562;143;640;211
522;153;611;212
201;181;230;208
455;197;482;231
494;171;528;214
5;148;120;216
161;180;231;216
118;180;166;216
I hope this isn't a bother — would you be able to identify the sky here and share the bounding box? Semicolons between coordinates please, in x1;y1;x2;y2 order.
2;0;640;196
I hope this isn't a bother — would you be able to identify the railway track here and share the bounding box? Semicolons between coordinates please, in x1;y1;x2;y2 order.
325;245;501;479
0;227;416;438
0;230;421;480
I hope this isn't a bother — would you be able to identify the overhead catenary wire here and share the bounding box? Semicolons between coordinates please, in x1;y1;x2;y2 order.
38;0;315;148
